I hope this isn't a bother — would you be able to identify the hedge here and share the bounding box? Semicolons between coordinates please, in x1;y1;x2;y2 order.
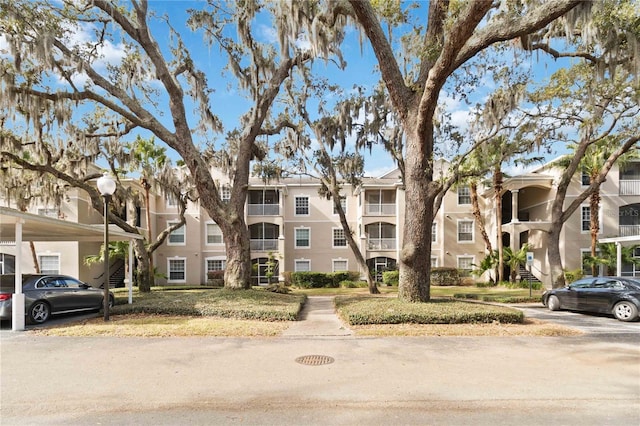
382;270;399;286
431;267;462;286
291;271;359;288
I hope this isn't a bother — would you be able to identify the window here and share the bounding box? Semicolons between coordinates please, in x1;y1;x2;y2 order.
168;221;185;245
206;223;223;245
295;227;310;248
295;196;309;215
221;185;231;203
458;186;471;205
333;228;347;247
295;259;311;272
38;255;60;274
431;256;438;267
457;256;474;277
431;222;437;243
581;206;590;232
168;258;186;282
332;259;348;272
457;220;474;242
581;171;591;186
333;197;347;215
37;208;58;218
206;258;226;273
166;193;179;207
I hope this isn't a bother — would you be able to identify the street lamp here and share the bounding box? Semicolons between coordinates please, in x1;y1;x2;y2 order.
97;172;116;321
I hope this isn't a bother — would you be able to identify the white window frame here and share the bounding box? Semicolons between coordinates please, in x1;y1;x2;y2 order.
295;196;310;216
457;220;474;243
205;256;227;276
294;259;311;272
221;185;231;203
332;227;347;248
166;193;179;208
37;208;58;218
431;256;438;267
167;257;187;283
332;259;348;272
294;227;311;249
457;255;475;276
581;171;591;186
167;220;186;245
38;254;60;274
581;205;591;233
333;196;347;215
457;186;471;205
206;222;223;245
431;222;437;243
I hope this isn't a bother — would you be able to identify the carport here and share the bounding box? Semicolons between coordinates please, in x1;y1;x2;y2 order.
599;234;640;276
0;206;143;331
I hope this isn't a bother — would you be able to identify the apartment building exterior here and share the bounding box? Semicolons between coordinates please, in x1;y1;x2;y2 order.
2;158;639;288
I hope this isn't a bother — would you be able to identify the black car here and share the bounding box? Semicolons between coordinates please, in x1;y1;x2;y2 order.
542;277;640;322
0;274;114;324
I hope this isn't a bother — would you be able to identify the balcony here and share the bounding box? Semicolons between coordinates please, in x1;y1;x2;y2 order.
365;203;396;216
248;204;280;216
620;180;640;196
367;238;396;250
250;239;279;251
620;225;640;237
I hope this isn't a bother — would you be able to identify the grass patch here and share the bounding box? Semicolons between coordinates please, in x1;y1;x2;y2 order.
350;319;582;337
111;287;306;321
32;314;288;337
335;296;524;325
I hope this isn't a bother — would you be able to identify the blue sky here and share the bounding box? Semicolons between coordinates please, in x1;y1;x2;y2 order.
1;1;578;179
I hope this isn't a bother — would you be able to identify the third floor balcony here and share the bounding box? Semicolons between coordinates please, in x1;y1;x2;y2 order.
247;189;280;216
364;189;396;216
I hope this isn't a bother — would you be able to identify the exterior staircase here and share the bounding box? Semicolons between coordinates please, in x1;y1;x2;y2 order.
518;265;541;285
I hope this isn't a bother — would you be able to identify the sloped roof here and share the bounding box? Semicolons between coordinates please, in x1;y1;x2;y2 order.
0;207;143;242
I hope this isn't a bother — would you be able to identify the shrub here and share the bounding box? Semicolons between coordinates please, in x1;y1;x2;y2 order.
382;270;399;286
476;281;498;288
564;269;584;284
207;270;225;280
431;267;462;286
501;281;543;291
335;296;524;325
291;271;355;288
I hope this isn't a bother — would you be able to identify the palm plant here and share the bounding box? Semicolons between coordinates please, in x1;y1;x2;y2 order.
583;243;640;276
503;243;530;283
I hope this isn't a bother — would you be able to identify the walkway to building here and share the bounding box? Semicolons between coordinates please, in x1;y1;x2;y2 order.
282;295;353;337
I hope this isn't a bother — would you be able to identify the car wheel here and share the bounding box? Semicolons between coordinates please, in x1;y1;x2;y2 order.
613;301;639;322
547;295;561;311
28;301;51;324
101;296;114;310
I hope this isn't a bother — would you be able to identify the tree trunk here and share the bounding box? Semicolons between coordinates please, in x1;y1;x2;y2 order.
470;182;492;253
547;225;566;288
398;132;434;303
589;189;600;277
132;238;152;292
494;169;504;283
29;242;40;273
221;217;252;289
144;182;154;285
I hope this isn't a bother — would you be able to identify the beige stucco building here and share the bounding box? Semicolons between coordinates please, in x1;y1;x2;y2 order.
2;158;639;288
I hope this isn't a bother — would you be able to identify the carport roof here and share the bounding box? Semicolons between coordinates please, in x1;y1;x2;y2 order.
0;206;143;242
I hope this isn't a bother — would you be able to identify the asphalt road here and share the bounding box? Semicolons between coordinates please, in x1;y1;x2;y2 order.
1;303;639;425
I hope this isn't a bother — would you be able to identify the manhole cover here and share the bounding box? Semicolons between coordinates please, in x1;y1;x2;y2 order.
295;355;335;366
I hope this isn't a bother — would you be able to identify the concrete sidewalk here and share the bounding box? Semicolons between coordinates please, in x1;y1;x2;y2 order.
282;296;353;337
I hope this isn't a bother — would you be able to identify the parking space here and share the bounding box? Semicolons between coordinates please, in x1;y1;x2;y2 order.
517;304;640;336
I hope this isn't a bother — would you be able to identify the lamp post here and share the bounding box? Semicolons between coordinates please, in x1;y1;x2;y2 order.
97;172;116;321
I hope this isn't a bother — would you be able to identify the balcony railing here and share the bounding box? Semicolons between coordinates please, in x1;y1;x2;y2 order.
365;203;396;215
250;239;279;251
620;180;640;195
620;225;640;237
247;204;280;216
367;238;396;250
